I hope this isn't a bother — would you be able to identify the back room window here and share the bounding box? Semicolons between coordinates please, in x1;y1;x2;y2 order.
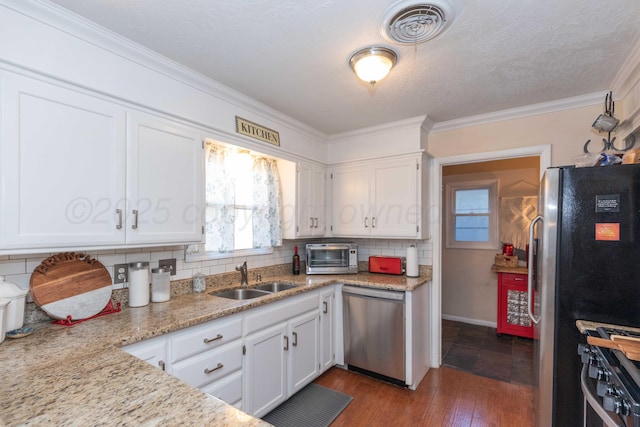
446;180;498;249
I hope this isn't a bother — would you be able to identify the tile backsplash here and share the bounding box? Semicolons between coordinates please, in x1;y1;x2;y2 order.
0;238;432;297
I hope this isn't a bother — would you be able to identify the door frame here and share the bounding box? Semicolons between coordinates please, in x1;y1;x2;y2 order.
428;144;551;367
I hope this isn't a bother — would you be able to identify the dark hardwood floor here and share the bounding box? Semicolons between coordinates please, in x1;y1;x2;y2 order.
314;365;534;426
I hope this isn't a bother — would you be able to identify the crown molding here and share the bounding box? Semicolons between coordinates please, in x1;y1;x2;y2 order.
611;34;640;100
327;115;428;143
2;0;327;142
431;92;604;133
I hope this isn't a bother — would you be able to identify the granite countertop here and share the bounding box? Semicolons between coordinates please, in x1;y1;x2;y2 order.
0;271;431;426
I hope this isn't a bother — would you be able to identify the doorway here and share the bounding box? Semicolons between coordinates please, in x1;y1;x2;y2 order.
427;145;551;367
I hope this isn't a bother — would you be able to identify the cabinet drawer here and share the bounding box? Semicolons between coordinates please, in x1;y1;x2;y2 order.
171;342;243;388
245;291;319;335
202;370;242;405
501;273;528;287
171;315;242;362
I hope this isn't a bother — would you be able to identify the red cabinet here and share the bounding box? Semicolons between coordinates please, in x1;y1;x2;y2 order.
497;272;534;338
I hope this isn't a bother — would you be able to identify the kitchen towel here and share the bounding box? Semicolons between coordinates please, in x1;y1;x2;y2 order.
406;245;419;277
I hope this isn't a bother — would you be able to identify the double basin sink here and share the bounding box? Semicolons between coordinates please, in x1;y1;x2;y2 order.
210;282;299;300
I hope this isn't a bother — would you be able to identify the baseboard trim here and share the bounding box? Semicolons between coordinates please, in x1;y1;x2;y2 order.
442;314;497;329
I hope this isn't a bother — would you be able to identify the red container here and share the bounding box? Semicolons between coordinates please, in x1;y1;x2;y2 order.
368;256;404;275
502;243;514;256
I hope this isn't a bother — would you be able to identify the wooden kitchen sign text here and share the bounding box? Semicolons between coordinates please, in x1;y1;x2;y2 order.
235;116;280;147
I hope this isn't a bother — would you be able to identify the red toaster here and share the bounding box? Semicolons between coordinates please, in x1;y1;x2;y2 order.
368;256;404;275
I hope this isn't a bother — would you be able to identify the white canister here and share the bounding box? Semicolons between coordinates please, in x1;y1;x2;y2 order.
406;245;419;278
151;267;171;303
128;262;150;307
0;298;10;344
0;276;28;331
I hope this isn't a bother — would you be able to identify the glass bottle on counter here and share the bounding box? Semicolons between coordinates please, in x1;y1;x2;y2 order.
292;245;300;275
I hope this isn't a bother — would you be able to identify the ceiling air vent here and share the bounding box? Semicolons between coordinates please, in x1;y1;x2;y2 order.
381;0;455;45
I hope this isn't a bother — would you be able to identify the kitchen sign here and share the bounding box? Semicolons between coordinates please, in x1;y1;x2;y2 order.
235;116;280;147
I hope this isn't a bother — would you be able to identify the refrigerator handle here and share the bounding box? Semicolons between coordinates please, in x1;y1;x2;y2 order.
527;215;543;325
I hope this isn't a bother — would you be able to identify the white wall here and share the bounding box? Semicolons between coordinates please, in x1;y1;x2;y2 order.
429;103;603;167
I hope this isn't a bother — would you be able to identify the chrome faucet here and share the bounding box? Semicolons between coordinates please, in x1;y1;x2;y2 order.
236;261;248;286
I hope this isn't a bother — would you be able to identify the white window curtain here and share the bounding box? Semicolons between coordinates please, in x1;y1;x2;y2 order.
252;157;283;248
203;144;282;254
205;145;235;252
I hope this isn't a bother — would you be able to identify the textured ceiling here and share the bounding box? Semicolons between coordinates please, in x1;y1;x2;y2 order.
47;0;640;135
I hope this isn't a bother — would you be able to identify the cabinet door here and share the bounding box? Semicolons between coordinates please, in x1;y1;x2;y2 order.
296;162;314;237
124;338;168;372
288;310;320;395
370;157;419;237
244;323;287;418
296;162;326;237
330;164;370;237
126;111;204;244
310;164;326;236
0;72;126;249
320;291;334;372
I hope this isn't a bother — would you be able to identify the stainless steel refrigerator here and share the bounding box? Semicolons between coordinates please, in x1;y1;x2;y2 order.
529;164;640;427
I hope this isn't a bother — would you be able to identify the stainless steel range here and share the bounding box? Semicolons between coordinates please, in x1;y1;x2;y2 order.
579;327;640;426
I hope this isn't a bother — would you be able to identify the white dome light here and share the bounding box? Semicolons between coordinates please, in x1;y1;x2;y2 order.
349;46;398;86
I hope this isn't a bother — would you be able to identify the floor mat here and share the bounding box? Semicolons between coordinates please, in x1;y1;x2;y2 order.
262;383;353;427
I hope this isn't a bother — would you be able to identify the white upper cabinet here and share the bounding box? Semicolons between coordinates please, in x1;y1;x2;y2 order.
0;71;204;252
330;154;428;239
0;72;127;249
296;161;326;237
281;160;326;239
125;111;204;244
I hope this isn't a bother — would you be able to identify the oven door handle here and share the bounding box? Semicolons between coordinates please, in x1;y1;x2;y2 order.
580;364;621;427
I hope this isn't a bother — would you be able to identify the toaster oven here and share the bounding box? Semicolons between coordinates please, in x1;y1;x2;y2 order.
306;243;358;274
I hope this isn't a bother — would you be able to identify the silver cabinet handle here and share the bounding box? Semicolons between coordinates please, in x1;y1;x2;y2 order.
527;215;543;325
364;217;369;228
203;334;223;344
315;218;319;228
514;277;525;281
292;331;298;347
204;362;223;374
132;209;139;229
158;360;165;371
284;335;289;351
116;209;123;229
323;301;328;314
372;217;376;228
310;217;314;228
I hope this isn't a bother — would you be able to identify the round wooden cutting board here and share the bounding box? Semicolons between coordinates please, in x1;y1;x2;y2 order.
30;252;112;320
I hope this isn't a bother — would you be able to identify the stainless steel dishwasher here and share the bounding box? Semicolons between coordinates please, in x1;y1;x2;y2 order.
342;285;405;385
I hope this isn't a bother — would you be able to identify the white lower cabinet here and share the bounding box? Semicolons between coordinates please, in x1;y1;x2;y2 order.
124;287;339;418
319;289;335;372
243;323;288;417
123;335;168;372
243;291;320;418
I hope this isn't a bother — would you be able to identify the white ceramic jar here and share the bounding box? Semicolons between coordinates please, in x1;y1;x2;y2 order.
0;276;28;331
0;298;10;344
128;262;150;307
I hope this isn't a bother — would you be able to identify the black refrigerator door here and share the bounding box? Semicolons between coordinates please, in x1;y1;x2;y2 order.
553;164;640;426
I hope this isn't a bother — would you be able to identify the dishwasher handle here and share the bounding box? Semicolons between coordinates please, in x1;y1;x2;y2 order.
342;285;404;301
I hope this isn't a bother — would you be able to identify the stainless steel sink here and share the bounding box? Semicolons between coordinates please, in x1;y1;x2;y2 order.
210;288;271;300
253;282;299;293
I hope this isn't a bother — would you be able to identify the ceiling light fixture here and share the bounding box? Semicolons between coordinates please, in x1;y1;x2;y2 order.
349;46;398;86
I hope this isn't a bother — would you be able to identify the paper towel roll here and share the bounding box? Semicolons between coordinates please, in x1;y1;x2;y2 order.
406;245;419;277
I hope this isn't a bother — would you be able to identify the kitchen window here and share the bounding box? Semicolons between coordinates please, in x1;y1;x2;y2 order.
445;180;498;249
186;142;283;260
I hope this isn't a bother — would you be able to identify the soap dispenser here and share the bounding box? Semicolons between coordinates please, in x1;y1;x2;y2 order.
0;276;28;332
